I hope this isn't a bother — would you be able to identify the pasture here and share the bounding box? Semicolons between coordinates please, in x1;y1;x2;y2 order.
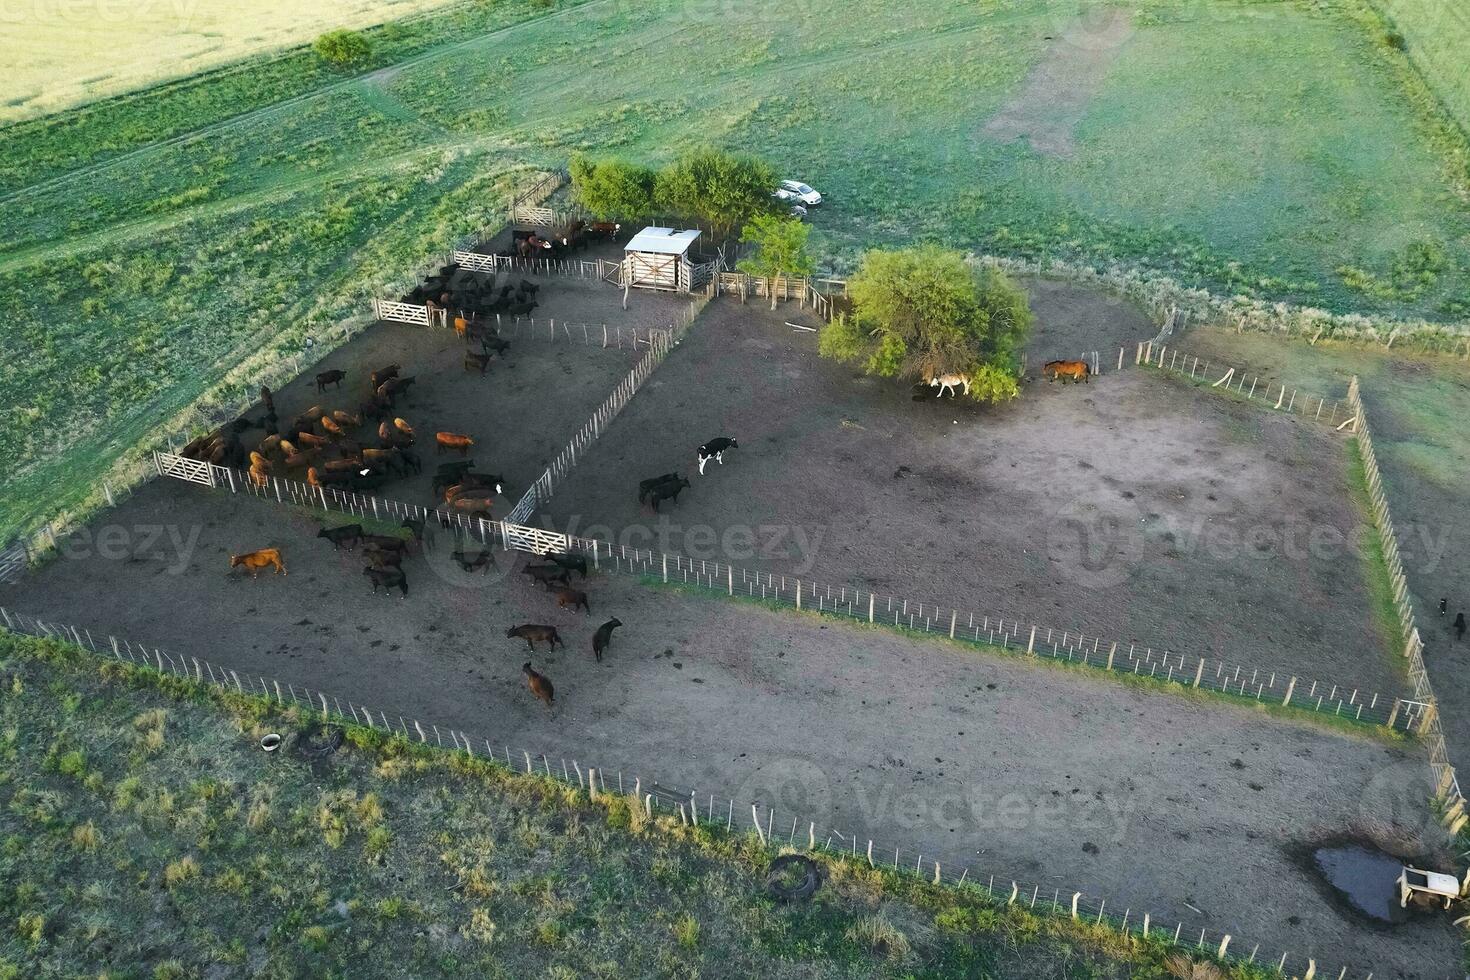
4;0;1470;547
0;0;467;124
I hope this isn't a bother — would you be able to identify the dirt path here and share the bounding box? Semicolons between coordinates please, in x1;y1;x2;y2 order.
980;8;1134;158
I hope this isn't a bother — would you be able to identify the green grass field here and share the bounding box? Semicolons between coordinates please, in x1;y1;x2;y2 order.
0;632;1272;979
1;0;1468;541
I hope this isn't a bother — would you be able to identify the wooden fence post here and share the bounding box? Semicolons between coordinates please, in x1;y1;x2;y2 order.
1282;677;1296;707
1026;626;1036;654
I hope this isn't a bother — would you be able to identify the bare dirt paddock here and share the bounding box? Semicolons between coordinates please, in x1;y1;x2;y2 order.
538;296;1405;701
0;479;1452;976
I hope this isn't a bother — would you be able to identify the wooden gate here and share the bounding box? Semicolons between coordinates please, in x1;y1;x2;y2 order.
154;451;215;487
0;540;27;584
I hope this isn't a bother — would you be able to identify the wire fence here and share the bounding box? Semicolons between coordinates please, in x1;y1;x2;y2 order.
151;451;1422;737
1137;341;1345;427
0;604;1370;980
1347;377;1464;826
373;295;669;350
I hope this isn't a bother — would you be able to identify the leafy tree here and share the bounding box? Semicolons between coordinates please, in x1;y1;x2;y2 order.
738;214;815;309
653;148;777;236
819;246;1031;403
313;29;371;67
569;153;657;220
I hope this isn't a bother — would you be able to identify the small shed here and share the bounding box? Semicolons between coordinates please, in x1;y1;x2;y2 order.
623;227;704;293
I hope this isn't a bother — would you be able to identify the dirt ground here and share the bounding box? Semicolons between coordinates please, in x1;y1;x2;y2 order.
537;296;1404;702
0;480;1453;977
233;271;691;510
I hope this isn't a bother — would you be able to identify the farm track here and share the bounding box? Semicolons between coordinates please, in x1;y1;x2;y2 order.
0;0;617;207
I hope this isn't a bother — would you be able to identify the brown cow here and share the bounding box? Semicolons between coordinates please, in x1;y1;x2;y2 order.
448;497;494;518
1042;360;1090;383
295;431;329;450
229;548;285;578
507;625;563;651
436;432;474;456
523;662;554;706
553;586;590;614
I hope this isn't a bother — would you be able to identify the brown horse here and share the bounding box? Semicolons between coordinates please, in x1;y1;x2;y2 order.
1042;360;1090;383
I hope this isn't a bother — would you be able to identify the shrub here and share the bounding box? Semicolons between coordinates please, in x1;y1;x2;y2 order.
70;821;100;852
313;30;371;68
1381;30;1407;51
569;153;656;220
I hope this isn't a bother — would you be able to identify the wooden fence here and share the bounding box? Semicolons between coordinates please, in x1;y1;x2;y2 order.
0;539;28;584
1347;377;1464;825
1137;341;1345;427
505;299;702;523
152;448;1420;737
0;605;1370;980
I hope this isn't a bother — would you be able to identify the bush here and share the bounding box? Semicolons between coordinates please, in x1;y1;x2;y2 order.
1381;30;1407;51
313;30;371;68
569;153;656;220
653;148;777;235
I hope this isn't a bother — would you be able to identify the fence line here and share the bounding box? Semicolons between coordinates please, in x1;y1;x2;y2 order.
507;298;703;523
151;451;1419;736
1347;378;1464;826
1137;341;1344;427
373;297;669;351
0;605;1369;980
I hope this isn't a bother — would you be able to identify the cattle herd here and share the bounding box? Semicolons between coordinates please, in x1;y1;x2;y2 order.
194;260;751;710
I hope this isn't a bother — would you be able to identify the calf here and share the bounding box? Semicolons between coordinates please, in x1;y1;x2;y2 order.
546;553;588;579
523;662;555;707
316;523;363;550
464;351;491;375
697;437;738;475
647;477;691;512
522;563;570;590
451;549;495;573
364;566;408;597
638;472;682;503
315;369;346;392
507;625;563;652
592;618;622;662
436;432;475;456
229;548;286;578
553;585;590;614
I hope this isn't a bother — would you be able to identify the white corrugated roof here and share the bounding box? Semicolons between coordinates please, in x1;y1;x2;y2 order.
625;227;701;255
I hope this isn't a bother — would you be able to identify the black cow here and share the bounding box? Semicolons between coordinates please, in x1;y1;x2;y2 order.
592;618;622;662
647;477;691;512
315;369;346;392
522;563;570;590
452;549;495;573
316;523;363;550
364;566;408;597
546;553;588;579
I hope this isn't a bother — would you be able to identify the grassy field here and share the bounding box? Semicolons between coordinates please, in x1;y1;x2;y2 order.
0;0;469;124
1;0;1469;543
0;631;1274;979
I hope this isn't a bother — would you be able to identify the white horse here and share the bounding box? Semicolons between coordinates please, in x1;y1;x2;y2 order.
929;373;970;398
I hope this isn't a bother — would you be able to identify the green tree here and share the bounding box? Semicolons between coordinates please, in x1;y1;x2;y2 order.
819;246;1031;403
738;214;815;309
313;29;371;67
653;148;777;236
569;153;657;220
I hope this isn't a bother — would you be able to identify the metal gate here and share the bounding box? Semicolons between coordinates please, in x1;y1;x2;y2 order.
503;523;569;556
